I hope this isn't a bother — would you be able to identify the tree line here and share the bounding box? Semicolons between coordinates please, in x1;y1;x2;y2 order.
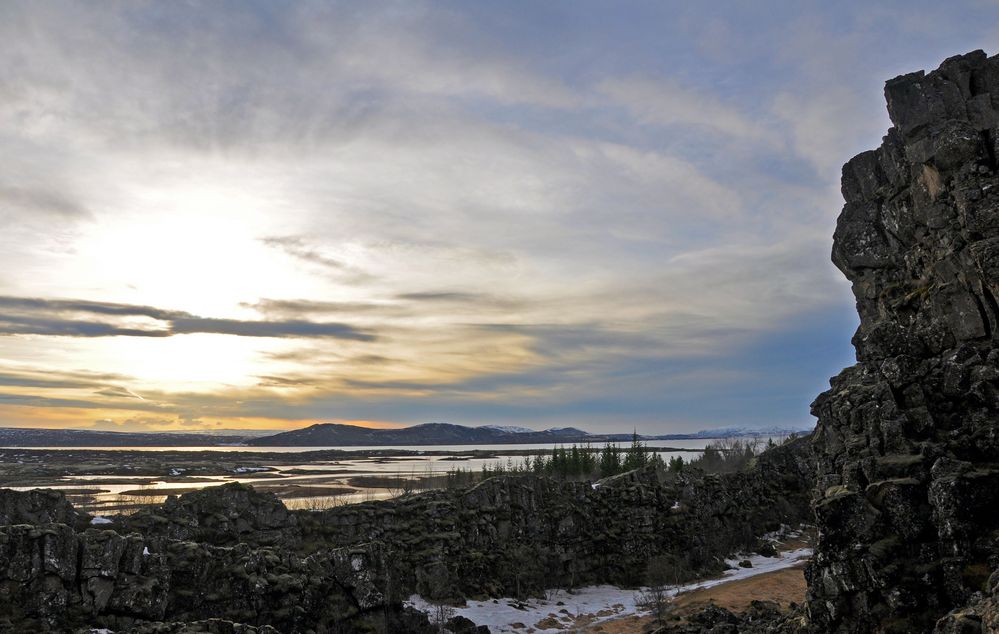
443;433;797;488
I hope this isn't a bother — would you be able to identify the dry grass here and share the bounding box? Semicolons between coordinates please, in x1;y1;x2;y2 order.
585;529;815;633
582;564;807;633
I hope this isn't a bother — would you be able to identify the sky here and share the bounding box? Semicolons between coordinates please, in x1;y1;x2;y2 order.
1;1;997;435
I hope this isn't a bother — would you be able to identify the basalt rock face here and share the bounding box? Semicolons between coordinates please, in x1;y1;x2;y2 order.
305;436;814;600
932;568;999;633
809;50;999;633
0;490;430;633
0;488;85;528
120;482;300;548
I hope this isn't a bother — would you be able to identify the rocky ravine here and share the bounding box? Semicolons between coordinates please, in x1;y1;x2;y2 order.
808;50;999;633
0;437;812;633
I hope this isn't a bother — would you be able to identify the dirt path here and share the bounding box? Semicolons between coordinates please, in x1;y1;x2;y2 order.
583;563;808;633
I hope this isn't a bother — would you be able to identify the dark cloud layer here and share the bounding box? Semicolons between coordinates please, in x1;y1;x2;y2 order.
0;295;375;341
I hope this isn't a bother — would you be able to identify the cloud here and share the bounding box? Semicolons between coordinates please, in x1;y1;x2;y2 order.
0;315;171;338
0;371;105;390
597;77;768;141
0;295;375;340
170;316;375;340
246;298;395;317
94;386;143;399
261;236;376;284
0;295;186;320
0;185;90;219
261;237;346;272
89;415;208;432
255;375;318;388
396;291;487;302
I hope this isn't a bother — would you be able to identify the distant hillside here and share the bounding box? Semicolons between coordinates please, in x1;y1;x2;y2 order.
646;425;814;440
244;422;591;446
246;422;813;447
0;422;814;448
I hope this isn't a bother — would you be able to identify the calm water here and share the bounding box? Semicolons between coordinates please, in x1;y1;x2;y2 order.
5;440;730;513
6;439;715;452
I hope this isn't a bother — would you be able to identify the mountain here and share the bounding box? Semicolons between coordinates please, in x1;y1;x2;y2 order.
244;422;809;447
244;422;594;446
0;422;813;448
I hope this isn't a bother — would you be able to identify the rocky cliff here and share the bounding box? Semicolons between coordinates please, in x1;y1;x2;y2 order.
809;50;999;633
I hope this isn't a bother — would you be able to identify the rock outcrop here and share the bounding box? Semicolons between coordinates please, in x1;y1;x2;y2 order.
809;50;999;633
120;482;300;548
0;519;427;633
0;488;85;528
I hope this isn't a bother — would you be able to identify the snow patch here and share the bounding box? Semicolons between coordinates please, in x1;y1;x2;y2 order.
406;547;812;633
90;516;113;525
481;425;536;434
142;547;150;556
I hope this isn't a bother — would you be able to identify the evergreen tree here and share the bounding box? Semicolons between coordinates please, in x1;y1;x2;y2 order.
623;429;648;471
599;442;621;478
569;445;581;477
581;442;596;477
556;446;569;479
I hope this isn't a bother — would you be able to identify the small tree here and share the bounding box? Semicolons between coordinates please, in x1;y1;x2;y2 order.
635;556;679;628
423;564;456;633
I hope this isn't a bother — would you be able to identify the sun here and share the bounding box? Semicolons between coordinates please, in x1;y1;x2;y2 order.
44;175;336;390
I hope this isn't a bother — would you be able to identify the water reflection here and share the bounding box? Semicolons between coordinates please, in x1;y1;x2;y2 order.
9;442;713;513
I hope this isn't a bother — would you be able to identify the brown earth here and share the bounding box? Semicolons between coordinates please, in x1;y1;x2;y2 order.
581;564;807;633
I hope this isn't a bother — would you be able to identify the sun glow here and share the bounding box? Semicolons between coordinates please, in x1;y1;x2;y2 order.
20;173;369;390
100;334;286;391
73;180;317;317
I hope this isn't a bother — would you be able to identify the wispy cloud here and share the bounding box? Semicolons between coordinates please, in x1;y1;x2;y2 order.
0;185;91;219
260;236;376;284
597;77;768;141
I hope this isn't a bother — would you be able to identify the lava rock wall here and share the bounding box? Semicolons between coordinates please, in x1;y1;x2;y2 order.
306;437;813;599
809;50;999;633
